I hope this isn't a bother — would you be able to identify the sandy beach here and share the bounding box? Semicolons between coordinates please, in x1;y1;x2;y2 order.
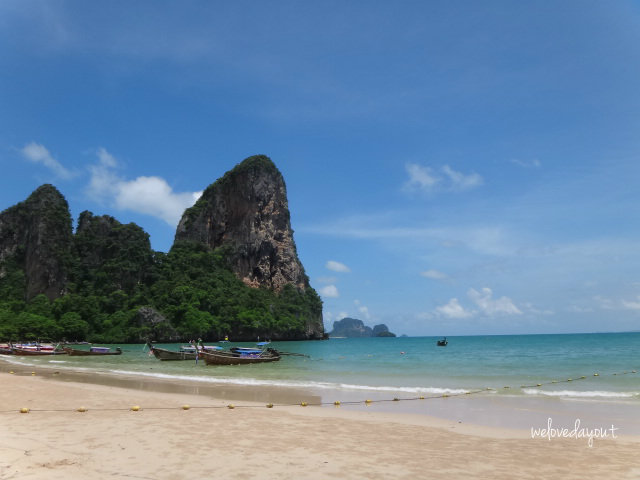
1;365;639;480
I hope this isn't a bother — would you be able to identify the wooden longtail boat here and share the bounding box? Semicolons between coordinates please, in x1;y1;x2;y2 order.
199;348;280;366
11;347;68;356
146;343;221;361
63;346;123;356
0;345;13;355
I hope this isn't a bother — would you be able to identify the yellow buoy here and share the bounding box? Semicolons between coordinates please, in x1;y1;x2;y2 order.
266;403;274;408
442;394;449;398
393;397;399;402
334;401;341;406
20;407;30;414
580;376;586;379
364;399;372;405
503;386;510;389
181;405;190;410
77;407;87;413
9;371;14;374
594;373;599;376
567;378;572;382
130;405;140;411
31;372;36;376
300;402;308;407
419;395;425;399
227;404;235;409
536;384;542;387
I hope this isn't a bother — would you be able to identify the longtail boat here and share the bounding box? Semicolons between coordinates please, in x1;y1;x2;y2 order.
63;346;123;356
199;348;280;366
0;344;12;355
146;342;221;361
11;345;68;356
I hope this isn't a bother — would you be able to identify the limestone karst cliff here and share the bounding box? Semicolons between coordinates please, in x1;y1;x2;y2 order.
0;184;72;301
0;156;324;342
175;155;308;292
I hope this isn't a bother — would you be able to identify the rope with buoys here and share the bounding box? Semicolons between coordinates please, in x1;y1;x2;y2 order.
2;368;636;414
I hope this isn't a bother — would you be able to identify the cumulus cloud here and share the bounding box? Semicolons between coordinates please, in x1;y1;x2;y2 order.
326;260;351;273
404;163;483;193
435;298;472;319
467;287;522;315
20;142;75;179
319;285;339;298
420;269;448;280
87;147;202;226
354;299;371;320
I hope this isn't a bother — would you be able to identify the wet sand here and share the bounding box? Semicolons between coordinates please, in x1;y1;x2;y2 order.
1;362;639;479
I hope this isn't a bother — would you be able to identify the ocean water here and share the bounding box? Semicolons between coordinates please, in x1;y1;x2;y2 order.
3;332;638;404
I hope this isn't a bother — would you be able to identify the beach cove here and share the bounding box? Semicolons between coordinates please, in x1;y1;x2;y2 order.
2;334;640;479
1;367;639;480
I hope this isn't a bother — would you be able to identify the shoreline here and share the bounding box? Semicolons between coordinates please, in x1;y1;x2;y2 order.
2;366;640;480
2;356;639;436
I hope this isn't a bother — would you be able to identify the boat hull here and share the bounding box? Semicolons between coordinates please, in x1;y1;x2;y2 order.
199;350;280;365
63;347;122;356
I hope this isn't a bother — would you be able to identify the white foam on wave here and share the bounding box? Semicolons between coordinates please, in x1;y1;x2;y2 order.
107;369;469;395
523;389;638;399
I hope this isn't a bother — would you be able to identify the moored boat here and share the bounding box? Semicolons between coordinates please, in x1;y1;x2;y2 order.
146;342;221;361
63;346;123;356
11;345;68;355
199;348;280;366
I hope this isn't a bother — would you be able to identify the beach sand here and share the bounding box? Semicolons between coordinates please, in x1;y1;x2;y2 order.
1;368;639;480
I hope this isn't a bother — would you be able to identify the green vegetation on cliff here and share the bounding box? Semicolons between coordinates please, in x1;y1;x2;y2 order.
0;187;323;343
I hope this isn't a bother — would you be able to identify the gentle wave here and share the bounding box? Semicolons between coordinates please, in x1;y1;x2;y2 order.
107;369;469;395
523;389;639;399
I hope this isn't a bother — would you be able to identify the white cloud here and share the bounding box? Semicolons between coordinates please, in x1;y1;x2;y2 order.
510;159;541;168
20;142;75;179
87;147;202;226
316;276;337;284
467;287;522;315
319;285;339;298
354;300;371;320
404;163;439;191
435;298;473;319
326;260;351;273
420;269;448;280
441;165;483;190
620;295;640;311
404;163;483;193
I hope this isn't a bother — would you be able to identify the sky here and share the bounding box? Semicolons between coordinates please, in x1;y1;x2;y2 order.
1;1;640;336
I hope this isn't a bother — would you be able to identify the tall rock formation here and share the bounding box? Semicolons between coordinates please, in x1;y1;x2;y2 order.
174;155;324;339
0;184;72;300
175;155;308;292
73;211;154;295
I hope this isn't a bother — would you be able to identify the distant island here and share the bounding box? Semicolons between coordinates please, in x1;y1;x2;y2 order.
0;155;325;343
329;317;396;338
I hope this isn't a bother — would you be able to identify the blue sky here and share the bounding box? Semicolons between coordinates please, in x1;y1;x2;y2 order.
1;1;640;336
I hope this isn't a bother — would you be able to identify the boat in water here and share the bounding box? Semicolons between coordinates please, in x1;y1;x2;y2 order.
11;343;68;355
199;348;280;366
146;342;221;361
436;337;448;346
63;346;123;356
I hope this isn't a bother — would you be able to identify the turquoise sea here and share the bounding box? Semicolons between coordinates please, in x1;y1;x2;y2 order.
3;332;638;403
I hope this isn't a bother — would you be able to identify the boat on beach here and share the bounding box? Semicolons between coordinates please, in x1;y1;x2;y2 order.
63;346;123;356
199;348;281;365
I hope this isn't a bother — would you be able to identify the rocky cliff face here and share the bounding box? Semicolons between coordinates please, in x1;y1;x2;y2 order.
0;184;72;300
330;318;396;338
73;211;154;294
175;155;308;292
